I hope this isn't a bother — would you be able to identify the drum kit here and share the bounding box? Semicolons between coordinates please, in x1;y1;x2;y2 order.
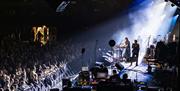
112;44;127;61
102;40;127;63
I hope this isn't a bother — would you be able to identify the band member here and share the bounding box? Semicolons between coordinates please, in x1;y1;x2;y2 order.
155;40;167;62
123;37;131;61
132;40;140;66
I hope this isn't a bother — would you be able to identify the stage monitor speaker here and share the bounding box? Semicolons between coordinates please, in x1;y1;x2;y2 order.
115;63;124;71
147;87;160;91
67;87;91;91
50;88;59;91
79;71;90;81
62;79;71;88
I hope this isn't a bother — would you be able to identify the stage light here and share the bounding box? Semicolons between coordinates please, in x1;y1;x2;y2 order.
56;1;70;12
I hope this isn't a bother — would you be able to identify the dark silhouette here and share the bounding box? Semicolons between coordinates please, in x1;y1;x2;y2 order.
132;40;140;66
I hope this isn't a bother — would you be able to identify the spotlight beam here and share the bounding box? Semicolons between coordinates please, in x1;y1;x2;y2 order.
112;0;177;65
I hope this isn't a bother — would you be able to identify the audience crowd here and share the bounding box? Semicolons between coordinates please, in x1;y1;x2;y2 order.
0;35;82;91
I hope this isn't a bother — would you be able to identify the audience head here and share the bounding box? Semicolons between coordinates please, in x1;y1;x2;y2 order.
10;86;15;91
122;73;128;80
134;40;137;43
0;88;4;91
100;64;104;68
125;37;128;41
112;70;117;75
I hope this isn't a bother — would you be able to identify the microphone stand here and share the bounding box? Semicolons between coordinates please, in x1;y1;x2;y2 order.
94;40;98;63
